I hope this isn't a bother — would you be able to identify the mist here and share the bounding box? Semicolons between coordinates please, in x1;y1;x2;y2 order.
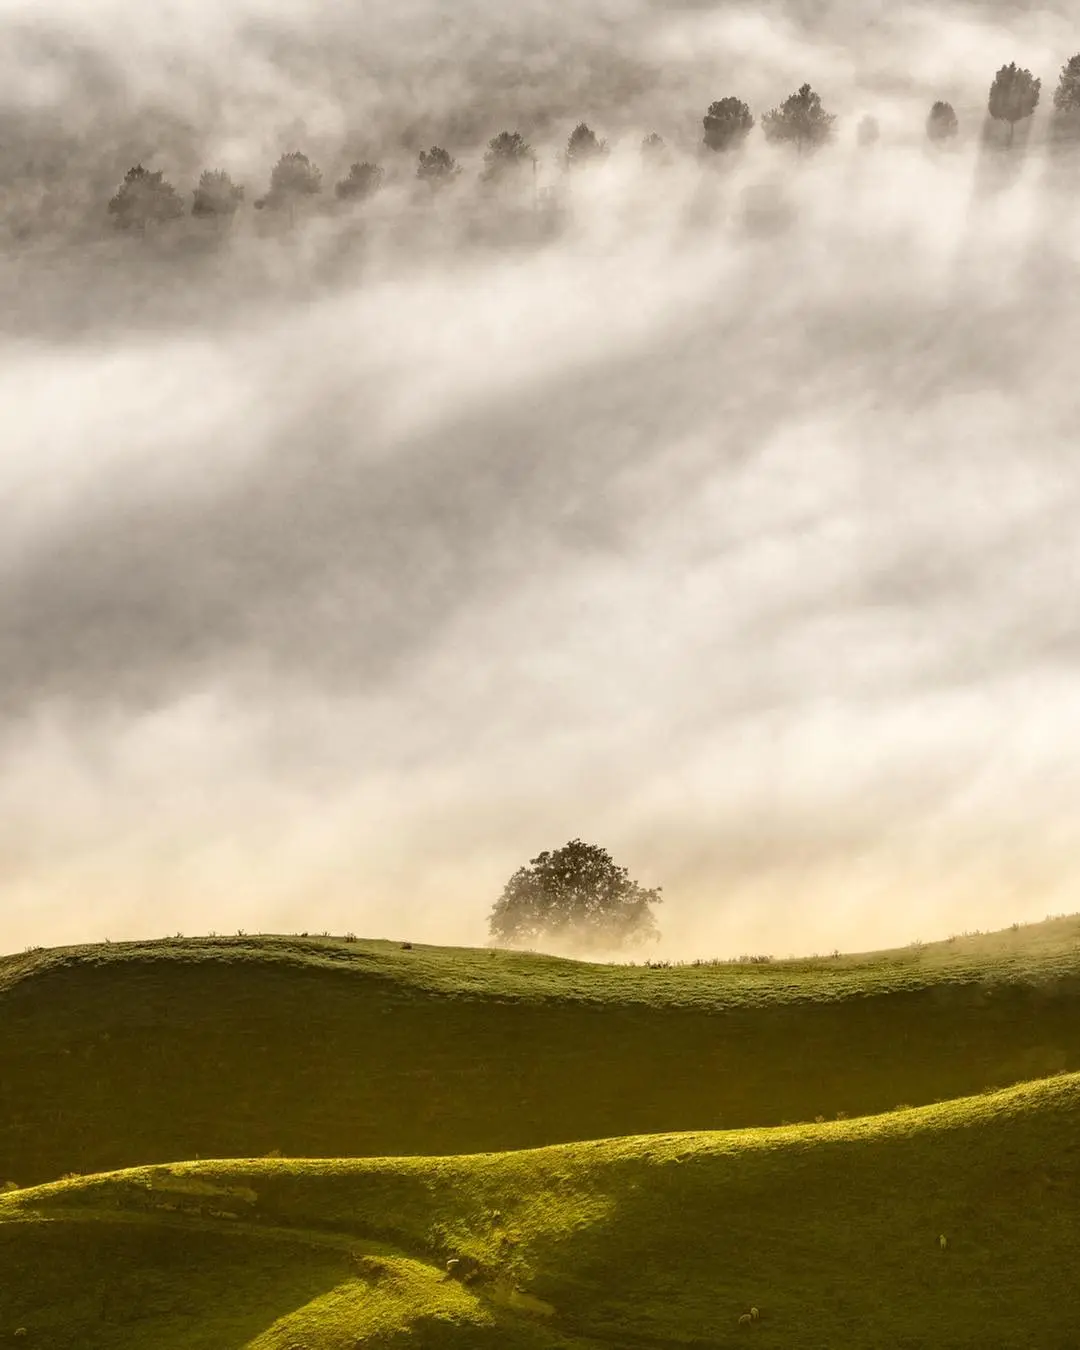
2;0;1079;960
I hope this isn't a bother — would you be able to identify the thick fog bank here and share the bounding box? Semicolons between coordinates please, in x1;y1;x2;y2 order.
2;0;1080;958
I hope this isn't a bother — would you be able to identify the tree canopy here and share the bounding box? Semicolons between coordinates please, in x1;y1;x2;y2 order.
702;97;754;151
987;63;1041;142
417;145;460;186
488;839;662;950
926;101;959;142
565;122;608;167
481;131;533;183
640;132;669;164
191;169;244;218
270;151;322;199
107;165;184;232
1052;54;1080;114
335;161;384;201
761;83;835;152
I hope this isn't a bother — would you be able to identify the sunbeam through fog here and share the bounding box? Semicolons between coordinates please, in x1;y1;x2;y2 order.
2;0;1080;958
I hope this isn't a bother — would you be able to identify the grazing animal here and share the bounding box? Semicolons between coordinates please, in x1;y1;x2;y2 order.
738;1313;753;1325
445;1258;461;1276
939;1234;948;1250
750;1306;760;1319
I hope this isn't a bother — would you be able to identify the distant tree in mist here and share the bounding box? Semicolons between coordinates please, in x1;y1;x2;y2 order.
856;114;880;147
271;151;322;200
488;839;662;951
702;97;754;152
254;151;322;223
107;165;184;233
191;169;244;219
565;122;608;167
640;132;669;165
481;130;534;184
987;63;1041;145
335;161;384;201
1052;54;1080;114
761;83;835;153
926;101;959;143
416;145;460;187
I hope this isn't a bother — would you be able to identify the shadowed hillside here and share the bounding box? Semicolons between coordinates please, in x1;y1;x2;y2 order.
2;1072;1079;1347
2;916;1078;1187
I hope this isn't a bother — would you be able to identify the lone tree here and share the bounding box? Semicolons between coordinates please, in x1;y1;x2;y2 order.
703;97;754;152
489;839;662;950
761;83;835;153
987;63;1041;145
256;151;322;220
565;122;608;167
481;130;533;183
640;132;669;164
1052;53;1080;114
417;145;460;187
335;161;384;201
926;101;959;142
107;165;184;233
191;169;244;219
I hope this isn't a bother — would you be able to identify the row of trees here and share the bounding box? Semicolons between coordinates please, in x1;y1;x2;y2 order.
703;58;1079;155
106;56;1080;232
107;123;616;230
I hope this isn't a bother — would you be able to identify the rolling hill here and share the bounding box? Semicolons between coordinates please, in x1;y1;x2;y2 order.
1;919;1079;1187
1;916;1078;1346
2;1072;1079;1347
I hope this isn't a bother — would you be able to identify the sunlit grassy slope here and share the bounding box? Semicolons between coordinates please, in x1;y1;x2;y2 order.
2;1072;1079;1348
2;916;1080;1187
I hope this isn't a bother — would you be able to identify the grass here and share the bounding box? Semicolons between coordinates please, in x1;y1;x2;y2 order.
1;916;1079;1187
1;915;1079;1346
2;1072;1079;1347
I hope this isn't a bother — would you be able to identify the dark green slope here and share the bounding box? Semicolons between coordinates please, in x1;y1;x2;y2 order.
2;1074;1079;1348
1;920;1079;1186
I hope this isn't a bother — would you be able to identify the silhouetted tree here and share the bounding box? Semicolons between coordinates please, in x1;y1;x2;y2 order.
856;114;880;147
191;169;244;219
761;83;835;153
416;145;460;186
640;132;669;164
335;161;384;201
488;839;662;950
926;101;959;142
107;165;184;233
565;122;608;167
481;130;533;183
987;63;1041;145
702;97;754;152
255;151;322;221
1052;54;1080;113
271;151;322;199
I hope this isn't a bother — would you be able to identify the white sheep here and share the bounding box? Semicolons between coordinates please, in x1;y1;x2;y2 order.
738;1313;753;1326
751;1307;760;1320
939;1234;948;1250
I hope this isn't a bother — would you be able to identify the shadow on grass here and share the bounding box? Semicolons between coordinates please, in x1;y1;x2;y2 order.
0;1221;349;1349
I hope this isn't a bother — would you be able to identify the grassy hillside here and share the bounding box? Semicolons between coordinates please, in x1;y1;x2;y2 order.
2;1072;1079;1348
2;917;1080;1186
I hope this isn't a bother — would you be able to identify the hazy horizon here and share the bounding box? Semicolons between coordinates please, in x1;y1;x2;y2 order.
3;0;1080;961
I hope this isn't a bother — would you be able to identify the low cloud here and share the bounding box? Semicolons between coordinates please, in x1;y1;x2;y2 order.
2;0;1079;958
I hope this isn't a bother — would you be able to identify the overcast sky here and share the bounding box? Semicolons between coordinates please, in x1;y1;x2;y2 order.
2;0;1079;959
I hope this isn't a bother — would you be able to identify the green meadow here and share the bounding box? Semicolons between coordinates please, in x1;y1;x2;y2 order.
2;915;1079;1346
